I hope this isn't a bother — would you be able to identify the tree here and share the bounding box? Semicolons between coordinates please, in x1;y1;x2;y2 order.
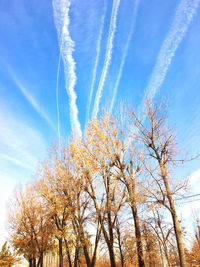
70;115;126;267
8;184;54;267
132;98;187;267
38;144;101;267
186;216;200;266
109;121;146;267
37;147;75;267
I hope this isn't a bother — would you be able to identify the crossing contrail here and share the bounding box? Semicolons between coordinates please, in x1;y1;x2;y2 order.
109;0;140;114
92;0;121;118
0;153;34;171
86;1;107;125
55;49;62;146
53;0;82;137
140;0;199;108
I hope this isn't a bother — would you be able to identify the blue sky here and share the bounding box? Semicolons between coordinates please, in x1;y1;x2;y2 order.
0;0;200;244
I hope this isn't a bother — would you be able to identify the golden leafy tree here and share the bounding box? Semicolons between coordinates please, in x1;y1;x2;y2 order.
37;144;101;267
104;110;146;267
186;216;200;266
8;184;54;267
70;114;126;267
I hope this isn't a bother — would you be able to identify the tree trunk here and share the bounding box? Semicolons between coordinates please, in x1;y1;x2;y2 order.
88;180;117;267
167;194;186;267
58;238;63;267
108;217;116;267
131;204;145;267
36;253;43;267
83;245;91;267
91;225;101;267
161;164;186;267
107;242;117;267
73;246;80;267
116;221;124;267
40;253;43;267
64;238;72;267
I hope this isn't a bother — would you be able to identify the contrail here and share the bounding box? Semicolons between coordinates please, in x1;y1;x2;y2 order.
53;0;82;137
92;0;121;118
85;1;107;125
4;63;56;131
55;49;62;147
140;0;200;108
17;82;56;131
0;153;34;171
127;0;200;147
109;0;140;114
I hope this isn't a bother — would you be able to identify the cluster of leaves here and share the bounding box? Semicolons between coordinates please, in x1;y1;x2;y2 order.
7;99;199;267
0;242;19;267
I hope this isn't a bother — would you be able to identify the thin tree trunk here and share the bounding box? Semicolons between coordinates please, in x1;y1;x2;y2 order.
83;245;91;267
40;252;43;267
58;238;63;267
37;253;44;267
116;221;124;267
131;204;145;267
87;177;117;267
127;174;145;267
159;226;171;267
161;163;186;267
73;246;80;267
107;242;117;267
64;238;72;267
91;225;101;267
126;159;145;267
167;193;186;267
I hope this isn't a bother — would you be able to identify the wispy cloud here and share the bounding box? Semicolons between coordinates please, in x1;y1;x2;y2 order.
109;0;140;114
55;50;62;146
16;79;56;131
86;1;107;124
53;0;82;137
0;153;34;171
92;0;121;118
5;66;56;131
141;0;199;105
0;107;48;245
0;106;47;169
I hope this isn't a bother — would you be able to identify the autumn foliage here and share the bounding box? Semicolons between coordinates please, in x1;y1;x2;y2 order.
7;100;199;267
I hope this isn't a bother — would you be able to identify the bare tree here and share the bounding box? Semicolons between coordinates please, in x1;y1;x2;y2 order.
132;98;187;267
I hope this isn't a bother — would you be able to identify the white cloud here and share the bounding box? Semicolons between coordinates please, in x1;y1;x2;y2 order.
188;168;200;190
53;0;82;137
92;0;121;118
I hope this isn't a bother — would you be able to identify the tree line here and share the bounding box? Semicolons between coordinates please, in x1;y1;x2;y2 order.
7;99;200;267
